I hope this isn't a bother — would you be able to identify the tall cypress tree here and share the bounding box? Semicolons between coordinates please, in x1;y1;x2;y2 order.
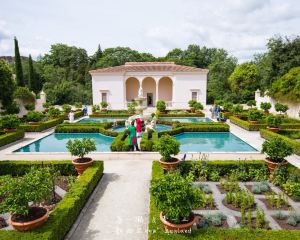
14;37;24;86
28;54;37;93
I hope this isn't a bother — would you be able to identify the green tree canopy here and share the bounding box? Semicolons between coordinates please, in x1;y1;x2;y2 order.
14;37;24;86
0;60;15;110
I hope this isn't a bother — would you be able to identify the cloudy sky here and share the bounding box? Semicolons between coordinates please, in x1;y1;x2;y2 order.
0;0;299;62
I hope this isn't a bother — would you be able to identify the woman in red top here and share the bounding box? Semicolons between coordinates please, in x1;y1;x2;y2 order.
135;118;142;137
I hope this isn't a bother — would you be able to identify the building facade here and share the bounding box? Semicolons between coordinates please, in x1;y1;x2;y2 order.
90;62;208;109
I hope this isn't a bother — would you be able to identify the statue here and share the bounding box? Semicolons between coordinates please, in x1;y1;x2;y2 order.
138;87;143;98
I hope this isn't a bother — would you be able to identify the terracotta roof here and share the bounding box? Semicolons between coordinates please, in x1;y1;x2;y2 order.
89;62;208;74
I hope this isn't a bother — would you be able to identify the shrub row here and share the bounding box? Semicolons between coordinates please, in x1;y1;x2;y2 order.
140;132;159;151
20;118;63;132
0;161;104;240
158;112;205;117
0;130;25;147
89;113;131;118
62;110;84;120
149;161;300;240
260;129;300;156
110;131;130;151
229;116;267;131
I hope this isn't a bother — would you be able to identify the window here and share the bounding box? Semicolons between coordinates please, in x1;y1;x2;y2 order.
192;92;198;101
101;92;107;103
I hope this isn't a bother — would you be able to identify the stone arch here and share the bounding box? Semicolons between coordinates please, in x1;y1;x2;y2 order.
125;77;140;102
142;77;156;107
158;77;173;102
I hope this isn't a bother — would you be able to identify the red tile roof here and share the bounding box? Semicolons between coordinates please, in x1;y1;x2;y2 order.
89;62;208;74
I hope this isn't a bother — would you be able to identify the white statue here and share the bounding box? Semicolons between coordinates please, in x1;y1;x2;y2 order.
138;87;143;97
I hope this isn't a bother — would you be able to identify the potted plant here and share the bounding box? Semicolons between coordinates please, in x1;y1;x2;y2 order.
62;104;72;115
43;102;50;113
74;102;82;111
262;138;293;178
127;102;137;114
222;102;233;113
92;105;99;113
0;115;20;132
155;135;180;171
188;100;197;113
248;108;263;124
66;138;96;175
260;102;272;114
150;172;204;233
26;111;44;125
232;104;243;117
194;102;203;113
156;100;166;113
0;168;52;231
47;107;61;119
266;115;282;133
100;102;108;112
275;103;289;115
247;100;256;109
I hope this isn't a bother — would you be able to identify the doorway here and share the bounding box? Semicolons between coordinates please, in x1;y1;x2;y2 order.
147;93;153;107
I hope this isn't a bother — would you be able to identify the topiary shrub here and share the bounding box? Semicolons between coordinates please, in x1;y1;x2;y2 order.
127;102;137;113
266;115;282;128
154;135;180;162
66;138;96;160
0;115;20;129
156;100;166;112
48;106;61;119
260;102;272;113
232;104;243;115
223;102;233;112
100;102;108;110
74;102;82;108
275;103;289;114
150;172;204;224
247;100;256;108
248;108;263;122
26;111;44;122
194;102;203;111
62;104;71;113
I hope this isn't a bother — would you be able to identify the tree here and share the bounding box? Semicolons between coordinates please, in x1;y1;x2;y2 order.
0;60;15;111
89;44;103;68
14;37;24;86
28;54;38;94
228;63;258;102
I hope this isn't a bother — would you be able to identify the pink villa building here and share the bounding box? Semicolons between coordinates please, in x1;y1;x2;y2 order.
90;62;208;109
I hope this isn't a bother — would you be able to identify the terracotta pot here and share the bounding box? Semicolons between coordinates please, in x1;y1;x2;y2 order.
9;207;48;231
72;158;94;175
265;158;288;179
160;212;195;233
4;128;17;133
267;126;279;133
159;158;180;171
28;121;40;125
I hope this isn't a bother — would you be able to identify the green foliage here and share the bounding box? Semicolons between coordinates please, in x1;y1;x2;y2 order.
223;102;233;112
0;114;20;129
0;167;52;216
66;138;96;159
156;100;166;112
260;102;272;112
21;118;63;132
269;67;300;102
154;135;180;161
194;102;204;111
14;37;24;87
247;100;256;107
0;60;15;111
100;101;108;109
0;130;24;147
62;104;71;113
150;172;203;224
275;103;289;114
28;54;40;94
248;108;263;121
232;104;243;115
92;105;100;113
43;102;50;108
251;181;269;194
188;99;197;108
266;115;282;128
127;102;137;113
275;211;286;220
24;103;35;111
74;102;82;108
230;116;267;131
47;106;61;118
26;111;44;122
262;138;294;163
283;182;300;199
14;86;35;103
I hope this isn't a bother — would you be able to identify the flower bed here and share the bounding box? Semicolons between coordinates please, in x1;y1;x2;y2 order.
20;118;63;132
0;160;103;240
0;130;25;147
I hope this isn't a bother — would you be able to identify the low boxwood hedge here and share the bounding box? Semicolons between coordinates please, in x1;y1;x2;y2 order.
89;113;131;118
260;129;300;156
110;131;130;151
158;112;205;117
20;118;63;132
149;161;300;240
62;110;84;120
0;130;25;147
229;116;267;131
0;160;104;240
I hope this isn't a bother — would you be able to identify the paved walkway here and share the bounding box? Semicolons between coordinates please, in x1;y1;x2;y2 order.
66;160;153;240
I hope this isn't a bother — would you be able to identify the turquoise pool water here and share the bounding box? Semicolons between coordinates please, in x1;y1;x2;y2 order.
160;117;212;123
174;132;257;152
79;117;127;123
15;133;114;152
112;124;172;132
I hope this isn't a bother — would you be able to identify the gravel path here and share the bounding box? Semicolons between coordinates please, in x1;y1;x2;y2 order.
66;160;153;240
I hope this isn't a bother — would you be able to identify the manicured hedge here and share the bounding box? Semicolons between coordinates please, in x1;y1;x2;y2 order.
63;110;84;120
110;131;130;151
89;113;131;118
140;133;154;151
0;160;104;240
260;129;300;156
158;112;205;117
229;116;267;131
0;130;25;147
149;161;300;240
20;118;63;132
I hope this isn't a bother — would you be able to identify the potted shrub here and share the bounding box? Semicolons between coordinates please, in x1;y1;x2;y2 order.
150;172;204;233
232;104;243;117
127;102;137;114
66;138;96;175
188;100;197;113
43;102;50;113
155;135;180;171
248;108;263;124
156;100;166;113
275;103;288;115
62;104;71;115
100;102;108;112
0;115;20;132
266;115;282;133
260;102;272;114
26;111;44;125
262;138;293;178
194;102;203;113
47;106;61;119
247;100;256;109
74;102;82;111
92;105;99;113
0;168;52;231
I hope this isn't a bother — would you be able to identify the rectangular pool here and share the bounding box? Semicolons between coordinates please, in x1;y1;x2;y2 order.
14;133;114;152
79;118;127;123
159;117;212;123
174;132;257;152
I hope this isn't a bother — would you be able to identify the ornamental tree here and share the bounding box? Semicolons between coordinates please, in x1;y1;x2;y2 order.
0;60;15;112
66;138;96;159
262;138;293;163
14;37;24;87
155;135;180;162
156;100;166;112
275;103;289;114
260;102;272;113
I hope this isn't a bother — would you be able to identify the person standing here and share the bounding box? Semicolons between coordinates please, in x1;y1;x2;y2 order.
128;121;139;151
69;111;74;123
135;118;142;138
